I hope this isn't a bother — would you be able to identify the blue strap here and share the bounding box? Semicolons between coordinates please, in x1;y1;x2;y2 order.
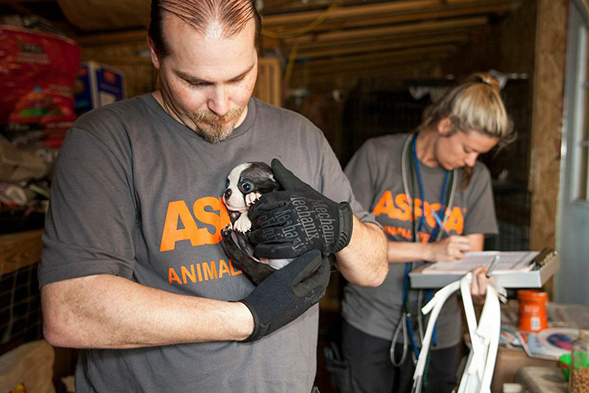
405;133;450;351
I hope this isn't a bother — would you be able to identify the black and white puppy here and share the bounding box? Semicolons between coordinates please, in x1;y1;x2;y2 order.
221;162;290;285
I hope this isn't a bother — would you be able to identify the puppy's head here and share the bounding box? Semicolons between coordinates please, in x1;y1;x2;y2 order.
223;162;280;212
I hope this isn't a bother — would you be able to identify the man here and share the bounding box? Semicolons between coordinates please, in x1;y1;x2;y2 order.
39;0;387;392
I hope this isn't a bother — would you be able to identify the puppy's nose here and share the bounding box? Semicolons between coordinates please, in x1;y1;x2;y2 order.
223;188;232;199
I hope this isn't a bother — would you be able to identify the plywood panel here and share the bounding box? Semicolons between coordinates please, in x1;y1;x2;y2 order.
254;57;283;107
0;230;43;275
529;0;567;298
529;0;567;252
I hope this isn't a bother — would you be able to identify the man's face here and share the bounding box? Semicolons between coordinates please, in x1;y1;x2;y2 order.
435;128;498;170
149;15;258;143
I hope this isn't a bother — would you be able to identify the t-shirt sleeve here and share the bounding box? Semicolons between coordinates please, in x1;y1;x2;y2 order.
314;131;378;226
39;123;137;287
463;164;498;236
344;140;379;212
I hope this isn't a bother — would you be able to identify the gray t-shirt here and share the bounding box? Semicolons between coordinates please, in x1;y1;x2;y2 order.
342;133;498;349
39;94;373;393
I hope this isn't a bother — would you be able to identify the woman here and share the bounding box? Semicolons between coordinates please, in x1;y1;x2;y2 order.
341;73;513;393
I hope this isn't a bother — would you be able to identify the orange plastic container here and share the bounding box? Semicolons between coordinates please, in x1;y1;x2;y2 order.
518;290;548;332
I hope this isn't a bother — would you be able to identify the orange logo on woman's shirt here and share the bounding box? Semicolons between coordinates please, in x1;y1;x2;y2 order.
373;191;464;234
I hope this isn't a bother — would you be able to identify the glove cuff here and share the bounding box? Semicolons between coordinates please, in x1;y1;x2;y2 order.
333;202;353;253
239;301;268;343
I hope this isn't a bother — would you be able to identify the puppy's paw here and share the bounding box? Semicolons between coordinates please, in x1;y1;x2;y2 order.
245;192;262;206
234;214;251;233
222;224;233;235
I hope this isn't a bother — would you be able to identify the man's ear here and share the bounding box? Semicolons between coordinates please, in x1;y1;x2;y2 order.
147;36;161;70
437;118;453;136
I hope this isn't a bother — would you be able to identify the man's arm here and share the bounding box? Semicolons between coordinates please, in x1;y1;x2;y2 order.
42;275;254;349
335;218;387;287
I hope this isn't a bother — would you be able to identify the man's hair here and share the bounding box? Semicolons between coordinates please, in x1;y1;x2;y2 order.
148;0;262;57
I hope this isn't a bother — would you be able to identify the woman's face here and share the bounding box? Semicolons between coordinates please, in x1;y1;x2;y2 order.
435;129;498;170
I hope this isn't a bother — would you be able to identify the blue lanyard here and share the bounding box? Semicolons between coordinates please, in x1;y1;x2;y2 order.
401;133;450;358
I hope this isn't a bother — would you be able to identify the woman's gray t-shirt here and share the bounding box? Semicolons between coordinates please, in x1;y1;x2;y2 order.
342;133;498;348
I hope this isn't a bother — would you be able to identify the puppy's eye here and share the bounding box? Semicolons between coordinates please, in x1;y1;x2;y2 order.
242;183;252;192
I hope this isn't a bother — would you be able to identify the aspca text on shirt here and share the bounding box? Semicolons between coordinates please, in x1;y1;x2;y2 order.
373;191;466;242
159;196;242;285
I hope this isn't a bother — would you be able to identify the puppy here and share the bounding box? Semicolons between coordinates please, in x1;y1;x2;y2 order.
221;162;290;285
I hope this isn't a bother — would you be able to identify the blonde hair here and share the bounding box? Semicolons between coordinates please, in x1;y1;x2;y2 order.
419;73;514;146
417;73;514;188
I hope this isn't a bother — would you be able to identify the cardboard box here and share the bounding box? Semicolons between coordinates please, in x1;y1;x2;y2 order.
74;61;126;115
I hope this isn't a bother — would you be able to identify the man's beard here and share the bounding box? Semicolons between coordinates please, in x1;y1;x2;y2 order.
190;108;244;144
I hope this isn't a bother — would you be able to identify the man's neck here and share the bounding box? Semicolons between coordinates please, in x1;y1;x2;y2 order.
151;90;249;130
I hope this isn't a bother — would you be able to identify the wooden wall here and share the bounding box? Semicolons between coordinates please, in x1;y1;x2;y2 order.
79;32;283;107
528;0;567;252
439;0;568;296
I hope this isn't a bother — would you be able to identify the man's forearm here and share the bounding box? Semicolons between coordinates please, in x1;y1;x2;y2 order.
42;275;254;349
335;217;387;286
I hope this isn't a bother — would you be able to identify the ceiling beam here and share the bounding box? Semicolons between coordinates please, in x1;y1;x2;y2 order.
294;3;509;33
263;0;515;29
283;16;488;44
291;46;454;78
293;34;468;59
262;0;439;27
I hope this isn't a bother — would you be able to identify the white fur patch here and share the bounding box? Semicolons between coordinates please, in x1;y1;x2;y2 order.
223;163;251;212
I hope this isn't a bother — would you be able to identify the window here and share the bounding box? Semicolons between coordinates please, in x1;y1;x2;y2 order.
571;4;589;201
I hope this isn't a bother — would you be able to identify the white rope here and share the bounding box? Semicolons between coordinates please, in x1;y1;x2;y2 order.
412;274;505;393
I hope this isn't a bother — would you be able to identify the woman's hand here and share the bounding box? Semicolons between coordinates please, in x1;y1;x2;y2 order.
425;235;471;262
469;266;492;304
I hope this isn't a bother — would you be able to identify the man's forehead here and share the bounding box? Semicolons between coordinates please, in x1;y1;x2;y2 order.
174;61;256;83
162;11;256;46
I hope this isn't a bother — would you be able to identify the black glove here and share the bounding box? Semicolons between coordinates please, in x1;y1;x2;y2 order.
240;249;330;342
249;159;353;260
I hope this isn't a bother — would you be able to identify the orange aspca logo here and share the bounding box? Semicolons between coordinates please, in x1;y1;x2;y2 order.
160;197;231;252
373;191;464;234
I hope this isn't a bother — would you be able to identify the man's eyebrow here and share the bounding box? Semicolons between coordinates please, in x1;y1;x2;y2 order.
175;63;255;84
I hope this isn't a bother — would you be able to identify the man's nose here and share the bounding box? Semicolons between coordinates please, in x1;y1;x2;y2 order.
208;86;229;117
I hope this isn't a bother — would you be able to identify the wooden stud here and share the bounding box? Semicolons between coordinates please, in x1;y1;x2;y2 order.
283;17;488;44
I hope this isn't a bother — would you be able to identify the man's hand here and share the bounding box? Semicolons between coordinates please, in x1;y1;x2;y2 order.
240;250;330;342
425;235;471;262
248;159;353;259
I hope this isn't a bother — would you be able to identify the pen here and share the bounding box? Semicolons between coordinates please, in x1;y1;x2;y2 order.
431;210;450;236
486;255;500;278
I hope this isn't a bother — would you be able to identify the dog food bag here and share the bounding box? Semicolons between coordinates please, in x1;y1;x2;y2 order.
0;26;81;147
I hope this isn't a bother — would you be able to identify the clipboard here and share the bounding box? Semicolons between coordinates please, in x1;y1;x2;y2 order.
409;248;559;289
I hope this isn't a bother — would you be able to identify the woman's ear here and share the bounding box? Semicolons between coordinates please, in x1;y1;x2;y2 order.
437;118;453;136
